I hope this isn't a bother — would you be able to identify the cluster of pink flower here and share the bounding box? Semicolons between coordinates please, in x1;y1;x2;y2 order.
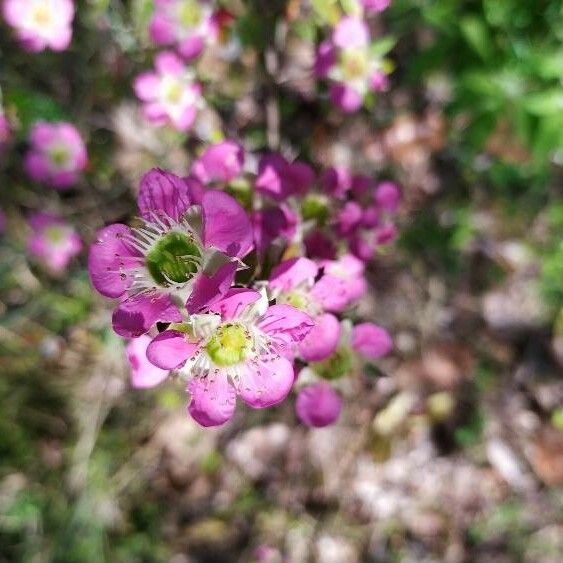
134;0;232;132
315;2;393;113
89;141;398;427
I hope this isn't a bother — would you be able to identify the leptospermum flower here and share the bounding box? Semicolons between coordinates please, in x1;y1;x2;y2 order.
134;51;203;132
146;288;314;426
315;17;389;112
27;212;82;273
24;121;87;189
268;257;351;362
2;0;74;52
191;140;244;185
149;0;217;60
88;168;253;338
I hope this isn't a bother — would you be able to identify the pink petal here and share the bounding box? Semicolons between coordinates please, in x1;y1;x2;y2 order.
296;383;342;427
178;35;205;60
330;83;363;113
146;330;198;370
137;168;193;221
310;274;349;313
188;374;236;427
298;313;341;362
256;304;314;346
186;261;237;314
127;335;169;388
192;140;244;184
320;166;352;199
269;257;318;293
149;14;176;45
134;72;160;101
351;323;393;359
207;288;261;320
88;224;141;298
238;354;294;408
315;39;336;78
112;293;181;338
201;190;253;258
374;181;401;212
332;17;369;49
155;51;185;75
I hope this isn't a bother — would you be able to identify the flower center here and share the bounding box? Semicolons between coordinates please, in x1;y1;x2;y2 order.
161;76;185;106
49;145;70;168
44;225;65;244
314;347;354;380
206;323;252;367
341;49;369;81
32;5;53;27
176;1;203;28
145;231;202;286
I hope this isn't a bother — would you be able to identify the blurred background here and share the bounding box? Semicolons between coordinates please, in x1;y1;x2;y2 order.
0;0;562;561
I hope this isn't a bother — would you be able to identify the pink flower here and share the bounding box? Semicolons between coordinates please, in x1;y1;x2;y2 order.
27;212;81;272
351;322;393;359
361;0;391;13
24;121;87;189
146;289;314;426
296;382;342;427
320;253;367;306
255;154;315;201
127;335;169;388
269;257;349;361
149;0;218;60
374;180;401;212
316;16;390;113
88;168;253;338
134;51;203;132
320;166;352;200
191;140;244;184
2;0;74;52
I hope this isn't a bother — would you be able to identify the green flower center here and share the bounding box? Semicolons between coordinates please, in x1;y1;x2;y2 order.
282;290;310;311
145;231;201;287
161;76;185;106
177;1;202;28
301;194;329;223
206;323;252;367
341;49;369;81
44;225;65;244
314;347;354;380
49;145;70;168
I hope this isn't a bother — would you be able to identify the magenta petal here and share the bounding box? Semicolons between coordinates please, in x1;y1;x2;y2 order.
257;304;314;346
178;35;205;60
238;355;294;408
188;374;236;427
375;181;401;212
296;383;342;427
112;293;181;338
137;168;193;221
330;83;363;113
202;190;253;257
147;330;198;370
269;257;318;293
207;288;261;320
192;140;244;184
351;322;393;359
310;274;349;313
186;262;237;314
88;224;141;298
315;39;336;78
127;335;169;389
299;313;341;362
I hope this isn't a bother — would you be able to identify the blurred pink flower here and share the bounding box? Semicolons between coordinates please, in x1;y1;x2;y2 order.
24;121;87;189
315;16;391;112
362;0;391;13
149;0;218;60
296;382;342;427
255;153;315;201
27;212;82;273
146;289;313;426
374;180;401;212
3;0;74;52
134;51;203;132
192;140;244;184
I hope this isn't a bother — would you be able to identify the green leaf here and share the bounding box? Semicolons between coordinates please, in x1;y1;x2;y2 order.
369;36;397;58
311;0;340;25
5;88;67;135
523;89;563;115
460;16;493;61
